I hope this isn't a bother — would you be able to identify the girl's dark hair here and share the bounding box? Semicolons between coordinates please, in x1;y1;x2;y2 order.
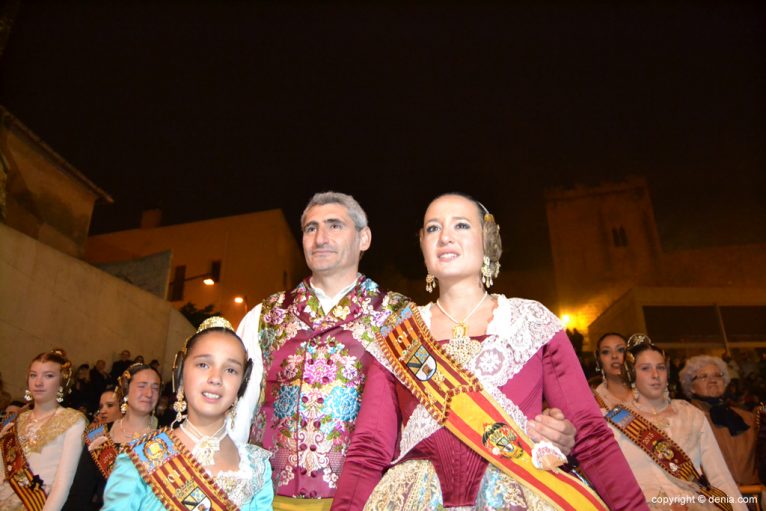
173;318;252;398
596;332;627;352
594;332;629;382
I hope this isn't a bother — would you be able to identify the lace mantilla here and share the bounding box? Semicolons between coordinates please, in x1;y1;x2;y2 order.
210;443;271;507
392;296;561;460
17;407;85;454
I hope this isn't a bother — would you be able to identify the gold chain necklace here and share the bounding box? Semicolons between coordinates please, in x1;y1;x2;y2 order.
632;398;671;429
435;292;488;365
116;417;152;441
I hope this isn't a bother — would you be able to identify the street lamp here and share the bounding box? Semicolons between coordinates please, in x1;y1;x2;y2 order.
234;295;249;310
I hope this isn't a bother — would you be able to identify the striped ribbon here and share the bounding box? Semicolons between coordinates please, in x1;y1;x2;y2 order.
126;429;238;511
377;304;608;511
606;405;734;511
1;423;47;511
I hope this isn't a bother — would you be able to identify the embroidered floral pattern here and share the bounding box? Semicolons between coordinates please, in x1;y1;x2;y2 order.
255;276;408;496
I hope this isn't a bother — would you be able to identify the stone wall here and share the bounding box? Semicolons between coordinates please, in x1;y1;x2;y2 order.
0;223;194;400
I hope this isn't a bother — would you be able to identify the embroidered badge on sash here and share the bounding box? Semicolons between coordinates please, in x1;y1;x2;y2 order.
84;423;120;479
376;303;608;511
606;405;734;511
482;422;523;459
126;429;237;511
407;345;437;381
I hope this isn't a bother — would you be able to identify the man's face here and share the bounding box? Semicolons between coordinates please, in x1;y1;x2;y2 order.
121;350;131;361
301;203;371;279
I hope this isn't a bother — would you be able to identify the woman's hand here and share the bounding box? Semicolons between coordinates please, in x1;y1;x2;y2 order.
527;407;576;455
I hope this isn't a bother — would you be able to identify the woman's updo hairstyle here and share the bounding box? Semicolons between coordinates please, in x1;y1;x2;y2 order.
624;333;665;383
115;363;162;406
30;349;74;392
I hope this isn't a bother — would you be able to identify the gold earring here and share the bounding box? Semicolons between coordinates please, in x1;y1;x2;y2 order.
481;256;494;288
172;387;187;425
228;397;238;425
425;274;436;293
24;389;32;402
120;396;129;414
56;386;65;403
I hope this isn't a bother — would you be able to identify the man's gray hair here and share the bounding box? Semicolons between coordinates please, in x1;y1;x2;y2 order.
301;191;368;230
678;355;730;398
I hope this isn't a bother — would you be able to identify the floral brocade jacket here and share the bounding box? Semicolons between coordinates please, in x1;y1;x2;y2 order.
251;275;408;499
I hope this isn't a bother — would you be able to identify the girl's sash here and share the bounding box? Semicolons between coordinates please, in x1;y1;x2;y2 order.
592;389;609;410
83;422;119;479
376;303;608;511
125;428;238;511
605;405;734;511
0;423;47;511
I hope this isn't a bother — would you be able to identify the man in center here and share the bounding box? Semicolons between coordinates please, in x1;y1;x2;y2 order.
232;191;576;510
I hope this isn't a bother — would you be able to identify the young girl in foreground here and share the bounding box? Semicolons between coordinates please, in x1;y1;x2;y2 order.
102;317;273;510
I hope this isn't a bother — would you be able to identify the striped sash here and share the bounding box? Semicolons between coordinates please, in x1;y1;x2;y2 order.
84;422;119;479
376;303;608;511
606;405;734;511
592;389;609;410
0;423;47;511
125;428;238;511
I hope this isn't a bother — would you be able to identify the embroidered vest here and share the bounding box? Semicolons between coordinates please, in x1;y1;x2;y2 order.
253;275;407;498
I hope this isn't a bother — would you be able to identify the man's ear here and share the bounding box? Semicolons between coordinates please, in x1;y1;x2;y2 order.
359;226;372;252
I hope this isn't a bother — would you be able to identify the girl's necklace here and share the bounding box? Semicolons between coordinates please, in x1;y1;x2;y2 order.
180;420;227;466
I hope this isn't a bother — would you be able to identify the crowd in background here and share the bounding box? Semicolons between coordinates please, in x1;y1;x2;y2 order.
579;343;766;411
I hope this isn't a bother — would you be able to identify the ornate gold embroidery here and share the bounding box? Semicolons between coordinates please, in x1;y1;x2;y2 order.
17;408;85;454
363;460;441;511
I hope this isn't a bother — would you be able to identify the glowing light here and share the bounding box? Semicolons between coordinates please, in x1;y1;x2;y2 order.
233;296;245;304
203;278;215;286
561;314;572;327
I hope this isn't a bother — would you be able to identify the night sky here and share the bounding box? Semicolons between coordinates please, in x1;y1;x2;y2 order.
1;2;764;278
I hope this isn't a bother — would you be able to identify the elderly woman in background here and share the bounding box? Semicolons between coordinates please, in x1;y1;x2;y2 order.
680;355;763;490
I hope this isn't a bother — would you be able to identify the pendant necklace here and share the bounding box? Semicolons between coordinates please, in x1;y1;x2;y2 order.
180;420;227;466
436;292;488;365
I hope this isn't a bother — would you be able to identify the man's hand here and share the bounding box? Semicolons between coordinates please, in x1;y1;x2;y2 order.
527;408;576;455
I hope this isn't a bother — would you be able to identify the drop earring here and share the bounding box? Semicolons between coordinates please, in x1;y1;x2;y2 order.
481;256;494;288
24;389;32;402
228;397;239;425
173;387;187;425
120;396;129;414
56;386;64;403
425;274;436;293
